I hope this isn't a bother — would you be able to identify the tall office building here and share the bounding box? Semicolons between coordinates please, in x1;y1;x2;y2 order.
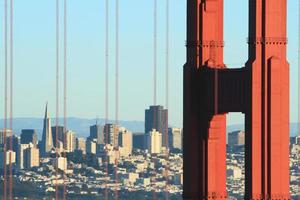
118;128;133;156
0;150;16;169
133;133;145;150
65;130;76;152
90;124;104;144
295;136;300;145
40;104;53;156
228;130;245;146
86;139;97;154
24;146;40;169
21;129;37;146
104;124;120;147
145;129;162;154
76;137;86;154
0;129;12;143
55;157;67;171
18;144;31;169
0;129;12;150
51;126;64;147
145;105;168;146
168;128;182;150
6;135;20;153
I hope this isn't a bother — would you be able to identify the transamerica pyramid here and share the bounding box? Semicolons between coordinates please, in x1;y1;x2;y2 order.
40;103;53;156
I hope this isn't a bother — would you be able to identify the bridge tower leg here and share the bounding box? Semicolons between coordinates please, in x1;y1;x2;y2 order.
245;0;290;199
184;0;227;199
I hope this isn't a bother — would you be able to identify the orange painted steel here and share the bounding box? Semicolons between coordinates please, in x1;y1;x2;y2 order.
153;0;157;106
165;0;169;199
183;0;290;199
3;0;8;199
104;1;109;199
55;0;60;199
63;0;67;199
114;1;119;199
9;0;14;199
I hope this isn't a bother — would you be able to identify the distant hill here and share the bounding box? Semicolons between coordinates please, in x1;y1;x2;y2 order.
0;118;298;140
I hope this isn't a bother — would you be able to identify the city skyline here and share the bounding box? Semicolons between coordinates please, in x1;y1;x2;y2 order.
0;101;185;199
1;106;299;199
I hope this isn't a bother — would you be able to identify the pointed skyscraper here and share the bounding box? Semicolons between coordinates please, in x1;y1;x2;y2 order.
40;103;53;156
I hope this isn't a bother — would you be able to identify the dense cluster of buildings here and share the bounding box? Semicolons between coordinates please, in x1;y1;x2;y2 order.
0;105;183;197
226;131;300;200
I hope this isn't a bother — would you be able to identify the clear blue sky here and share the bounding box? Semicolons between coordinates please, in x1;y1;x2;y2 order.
0;0;298;128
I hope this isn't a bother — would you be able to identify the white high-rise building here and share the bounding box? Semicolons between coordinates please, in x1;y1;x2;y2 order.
145;129;162;154
18;143;39;170
76;137;86;154
86;139;97;154
18;143;31;169
0;150;16;168
55;157;67;171
65;130;76;152
169;128;182;150
24;146;40;169
118;128;133;157
227;166;242;179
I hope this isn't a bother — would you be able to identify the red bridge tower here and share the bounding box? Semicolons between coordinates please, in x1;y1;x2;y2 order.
183;0;290;199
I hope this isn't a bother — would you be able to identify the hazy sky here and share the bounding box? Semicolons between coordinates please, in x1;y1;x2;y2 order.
0;0;298;128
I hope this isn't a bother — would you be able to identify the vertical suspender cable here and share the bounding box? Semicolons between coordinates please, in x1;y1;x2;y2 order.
152;1;157;200
152;0;158;138
298;0;300;144
64;0;67;137
153;0;157;106
165;1;169;111
104;1;109;200
114;0;119;199
298;1;300;194
3;0;8;199
115;0;119;127
165;1;169;199
9;0;14;199
105;1;109;125
55;0;60;199
63;0;67;199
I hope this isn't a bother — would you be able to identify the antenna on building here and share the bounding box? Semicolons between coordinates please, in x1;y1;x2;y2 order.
96;116;99;126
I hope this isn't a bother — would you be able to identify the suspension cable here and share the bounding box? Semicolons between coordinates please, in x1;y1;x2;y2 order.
165;1;169;110
9;0;14;199
104;1;109;199
298;0;300;194
63;0;68;199
55;0;60;199
105;1;109;126
153;0;157;106
114;0;119;199
165;1;169;199
298;0;300;142
115;0;119;127
3;0;8;198
152;1;158;200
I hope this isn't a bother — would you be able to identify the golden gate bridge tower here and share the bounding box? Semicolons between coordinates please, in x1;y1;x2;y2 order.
183;0;290;199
